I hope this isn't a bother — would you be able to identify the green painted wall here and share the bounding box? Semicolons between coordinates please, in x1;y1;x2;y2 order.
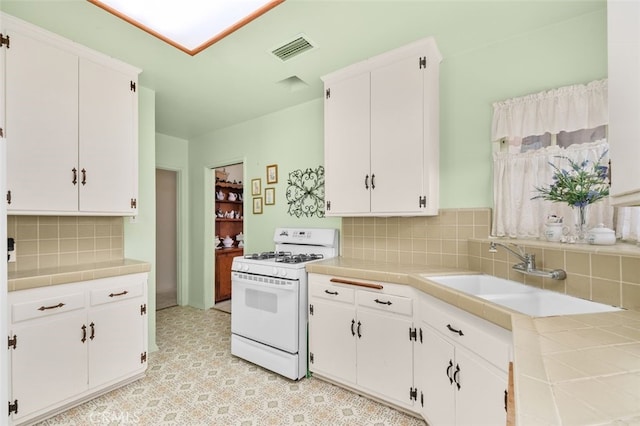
156;133;190;306
439;9;607;208
184;9;607;309
125;86;158;351
188;100;341;309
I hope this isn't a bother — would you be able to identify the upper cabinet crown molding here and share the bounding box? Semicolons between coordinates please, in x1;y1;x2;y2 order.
322;37;442;217
2;12;142;216
0;12;141;75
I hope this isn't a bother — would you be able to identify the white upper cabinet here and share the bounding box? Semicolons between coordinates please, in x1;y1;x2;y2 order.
608;0;640;206
2;13;141;215
5;26;79;212
323;37;442;216
79;58;138;214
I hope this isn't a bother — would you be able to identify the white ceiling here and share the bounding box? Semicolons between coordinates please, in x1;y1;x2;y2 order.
1;0;605;140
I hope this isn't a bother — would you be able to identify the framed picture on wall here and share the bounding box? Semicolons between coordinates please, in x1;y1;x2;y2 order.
265;187;275;205
253;197;263;214
251;178;261;196
266;164;278;184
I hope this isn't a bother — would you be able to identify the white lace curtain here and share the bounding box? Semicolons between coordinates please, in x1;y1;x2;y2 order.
493;140;614;238
491;79;640;242
492;79;608;141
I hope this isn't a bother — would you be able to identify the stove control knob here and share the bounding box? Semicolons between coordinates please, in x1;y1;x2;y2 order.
242;264;250;272
272;267;279;276
279;269;288;277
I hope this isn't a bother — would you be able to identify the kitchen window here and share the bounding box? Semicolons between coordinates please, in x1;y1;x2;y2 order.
490;79;640;241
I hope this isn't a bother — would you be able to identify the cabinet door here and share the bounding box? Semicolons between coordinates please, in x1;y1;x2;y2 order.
324;72;371;215
308;298;357;384
420;325;456;426
87;274;147;387
455;346;508;426
10;311;88;421
370;54;424;214
608;0;640;206
5;28;79;212
79;58;138;214
355;308;413;408
88;299;145;387
215;250;237;302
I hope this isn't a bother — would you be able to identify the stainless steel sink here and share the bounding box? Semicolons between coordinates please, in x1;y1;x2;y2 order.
422;274;621;317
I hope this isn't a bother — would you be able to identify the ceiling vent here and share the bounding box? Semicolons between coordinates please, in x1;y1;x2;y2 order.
271;34;316;61
277;76;309;92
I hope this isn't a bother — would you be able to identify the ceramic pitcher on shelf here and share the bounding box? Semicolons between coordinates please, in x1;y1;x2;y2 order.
216;190;225;200
228;192;237;201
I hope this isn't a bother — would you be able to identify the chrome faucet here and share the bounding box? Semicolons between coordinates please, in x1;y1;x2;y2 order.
489;241;566;280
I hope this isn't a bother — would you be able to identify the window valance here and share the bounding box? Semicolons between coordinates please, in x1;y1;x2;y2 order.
491;79;608;141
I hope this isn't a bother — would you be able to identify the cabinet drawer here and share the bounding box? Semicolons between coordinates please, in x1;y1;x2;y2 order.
310;282;355;304
12;291;85;323
90;278;144;306
421;293;511;370
358;290;412;316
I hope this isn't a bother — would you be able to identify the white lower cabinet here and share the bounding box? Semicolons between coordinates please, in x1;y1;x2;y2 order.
308;274;416;411
7;273;148;425
308;272;513;424
416;292;512;425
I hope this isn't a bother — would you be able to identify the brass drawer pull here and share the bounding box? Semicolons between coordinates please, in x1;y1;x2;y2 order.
37;302;65;311
109;290;129;298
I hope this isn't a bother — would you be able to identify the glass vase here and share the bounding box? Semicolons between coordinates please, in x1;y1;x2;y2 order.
572;204;590;244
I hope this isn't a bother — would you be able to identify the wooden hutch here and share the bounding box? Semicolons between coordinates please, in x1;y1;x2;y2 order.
214;179;243;303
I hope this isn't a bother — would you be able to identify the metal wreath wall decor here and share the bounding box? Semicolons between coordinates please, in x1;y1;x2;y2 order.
286;166;325;218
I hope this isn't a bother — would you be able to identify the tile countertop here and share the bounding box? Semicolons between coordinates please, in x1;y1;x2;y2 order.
7;259;152;291
306;257;640;425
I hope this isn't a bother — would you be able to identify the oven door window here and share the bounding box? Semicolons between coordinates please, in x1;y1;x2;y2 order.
231;276;299;354
245;288;278;313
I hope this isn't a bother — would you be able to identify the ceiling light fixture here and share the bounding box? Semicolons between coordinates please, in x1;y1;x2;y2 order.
88;0;285;56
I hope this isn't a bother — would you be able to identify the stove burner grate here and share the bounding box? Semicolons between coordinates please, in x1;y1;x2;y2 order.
244;251;291;260
275;253;325;264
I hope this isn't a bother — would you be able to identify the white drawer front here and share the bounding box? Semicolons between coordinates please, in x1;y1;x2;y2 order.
310;282;355;304
90;279;144;306
421;294;511;370
358;290;412;316
12;291;85;323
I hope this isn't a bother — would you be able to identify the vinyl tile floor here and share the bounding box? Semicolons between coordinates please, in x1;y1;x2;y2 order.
36;305;425;425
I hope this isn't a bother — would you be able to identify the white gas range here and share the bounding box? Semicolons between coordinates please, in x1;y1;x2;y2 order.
230;227;339;380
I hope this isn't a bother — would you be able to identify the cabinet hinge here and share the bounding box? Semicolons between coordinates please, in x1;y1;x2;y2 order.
140;304;147;315
130;81;136;92
419;56;426;69
325;88;330;99
309;352;314;364
131;198;137;209
409;327;417;341
7;335;16;350
419;327;423;343
0;33;10;49
420;391;424;407
326;200;331;211
140;351;147;364
309;304;314;315
0;127;4;138
409;387;418;401
8;400;18;416
6;190;11;205
419;196;426;208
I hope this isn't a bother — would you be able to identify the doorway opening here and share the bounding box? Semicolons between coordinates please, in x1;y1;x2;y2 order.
213;163;244;314
156;168;178;310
